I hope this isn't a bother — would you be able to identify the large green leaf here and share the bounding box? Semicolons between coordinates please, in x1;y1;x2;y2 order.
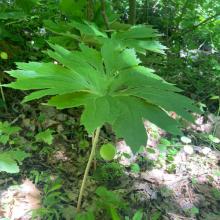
45;20;166;54
112;25;167;54
4;40;200;152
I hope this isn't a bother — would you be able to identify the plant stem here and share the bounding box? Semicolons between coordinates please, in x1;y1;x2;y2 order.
0;83;8;112
76;127;101;212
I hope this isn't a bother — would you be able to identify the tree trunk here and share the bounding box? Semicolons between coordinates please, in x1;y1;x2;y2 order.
86;0;94;21
128;0;136;25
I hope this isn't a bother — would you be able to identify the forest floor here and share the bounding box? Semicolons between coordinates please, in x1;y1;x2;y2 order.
0;101;220;220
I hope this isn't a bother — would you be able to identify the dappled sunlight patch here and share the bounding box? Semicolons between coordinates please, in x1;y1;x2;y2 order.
122;123;220;219
140;169;177;185
0;179;41;220
115;120;166;166
52;150;69;162
187;113;220;134
116;140;136;166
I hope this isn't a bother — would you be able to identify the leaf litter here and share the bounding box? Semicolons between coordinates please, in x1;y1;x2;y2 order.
0;104;219;219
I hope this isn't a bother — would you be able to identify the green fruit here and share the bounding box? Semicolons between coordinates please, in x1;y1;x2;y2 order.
100;143;116;161
0;52;8;60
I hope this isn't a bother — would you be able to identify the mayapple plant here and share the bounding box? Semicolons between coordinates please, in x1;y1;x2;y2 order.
2;22;200;211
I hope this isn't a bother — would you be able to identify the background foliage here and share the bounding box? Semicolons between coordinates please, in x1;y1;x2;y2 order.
0;0;220;219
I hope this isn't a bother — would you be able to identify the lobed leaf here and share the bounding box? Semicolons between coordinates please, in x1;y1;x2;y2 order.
4;40;200;152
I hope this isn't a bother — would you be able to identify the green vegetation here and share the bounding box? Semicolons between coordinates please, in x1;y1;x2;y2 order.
0;0;220;219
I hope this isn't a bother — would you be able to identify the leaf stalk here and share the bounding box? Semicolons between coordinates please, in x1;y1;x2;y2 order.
76;126;101;212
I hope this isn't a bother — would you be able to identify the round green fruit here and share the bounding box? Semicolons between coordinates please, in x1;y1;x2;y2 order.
100;143;116;161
